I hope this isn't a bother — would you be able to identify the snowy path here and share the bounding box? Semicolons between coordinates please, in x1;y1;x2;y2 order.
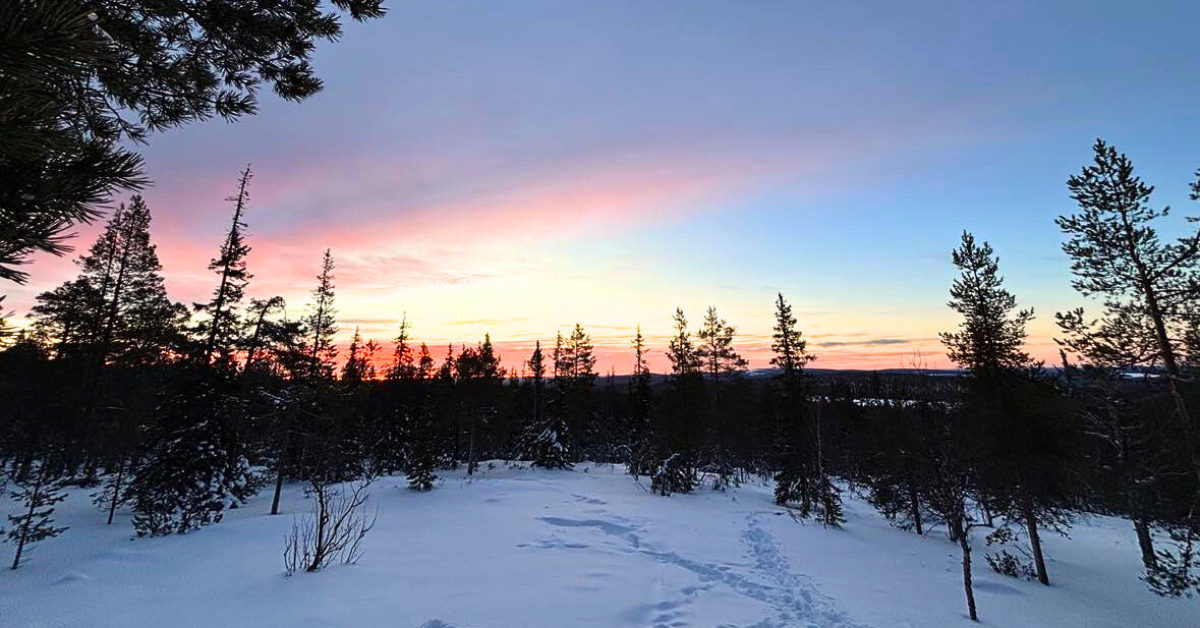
533;510;867;628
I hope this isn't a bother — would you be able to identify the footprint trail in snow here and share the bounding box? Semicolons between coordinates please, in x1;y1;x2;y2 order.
535;507;871;628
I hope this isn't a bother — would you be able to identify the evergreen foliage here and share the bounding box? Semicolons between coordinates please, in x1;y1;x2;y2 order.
5;463;68;569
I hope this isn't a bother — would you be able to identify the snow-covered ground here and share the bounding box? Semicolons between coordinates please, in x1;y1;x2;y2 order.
2;463;1195;628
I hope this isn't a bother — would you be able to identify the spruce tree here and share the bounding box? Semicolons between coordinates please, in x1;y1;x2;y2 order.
405;398;439;491
629;325;654;476
193;167;253;372
654;308;703;495
129;369;257;536
130;173;259;535
563;324;597;461
770;294;838;525
454;336;505;475
305;249;339;380
416;342;435;379
521;341;572;469
342;327;367;387
6;463;68;570
388;314;415;380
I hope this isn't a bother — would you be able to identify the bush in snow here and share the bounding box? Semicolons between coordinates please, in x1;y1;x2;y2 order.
651;454;696;496
986;550;1037;580
1144;525;1200;598
775;464;844;527
406;407;439;491
524;419;573;470
91;458;135;525
130;372;258;536
284;476;377;574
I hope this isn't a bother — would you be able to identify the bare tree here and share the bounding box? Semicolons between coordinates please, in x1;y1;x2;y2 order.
283;476;377;575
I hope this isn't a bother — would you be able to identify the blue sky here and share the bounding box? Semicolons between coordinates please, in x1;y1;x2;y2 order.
12;0;1200;370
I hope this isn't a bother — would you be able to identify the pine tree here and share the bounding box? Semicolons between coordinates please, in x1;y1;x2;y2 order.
241;296;287;374
696;306;748;386
92;455;132;525
1056;140;1200;595
0;2;144;287
30;195;179;365
940;232;1034;375
193;167;253;372
28;194;180;475
29;278;102;359
1;0;386;287
696;306;747;486
941;231;1071;587
1058;141;1200;474
6;463;68;569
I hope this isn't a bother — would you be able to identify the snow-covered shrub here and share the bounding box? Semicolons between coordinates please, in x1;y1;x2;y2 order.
521;418;573;470
1144;525;1200;598
985;527;1037;580
986;550;1036;580
130;375;259;537
651;454;696;496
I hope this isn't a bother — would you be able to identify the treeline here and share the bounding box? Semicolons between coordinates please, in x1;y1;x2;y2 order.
2;142;1199;620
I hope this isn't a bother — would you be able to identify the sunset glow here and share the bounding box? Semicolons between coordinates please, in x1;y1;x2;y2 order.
8;0;1200;374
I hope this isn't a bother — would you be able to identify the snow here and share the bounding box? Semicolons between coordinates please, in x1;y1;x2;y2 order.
2;463;1196;628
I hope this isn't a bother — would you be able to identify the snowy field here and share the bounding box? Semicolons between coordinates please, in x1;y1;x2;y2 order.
2;463;1196;628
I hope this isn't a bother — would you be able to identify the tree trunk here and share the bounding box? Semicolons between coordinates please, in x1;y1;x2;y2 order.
106;459;126;525
271;420;292;516
956;518;978;621
1134;519;1157;569
11;475;41;570
271;465;285;516
307;482;329;572
467;417;477;476
908;482;923;535
1132;249;1200;486
1023;504;1049;585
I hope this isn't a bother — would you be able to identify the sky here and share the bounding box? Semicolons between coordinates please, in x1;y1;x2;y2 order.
9;0;1200;373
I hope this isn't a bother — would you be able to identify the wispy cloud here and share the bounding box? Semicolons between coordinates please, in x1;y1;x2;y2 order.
447;317;534;326
818;337;912;348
